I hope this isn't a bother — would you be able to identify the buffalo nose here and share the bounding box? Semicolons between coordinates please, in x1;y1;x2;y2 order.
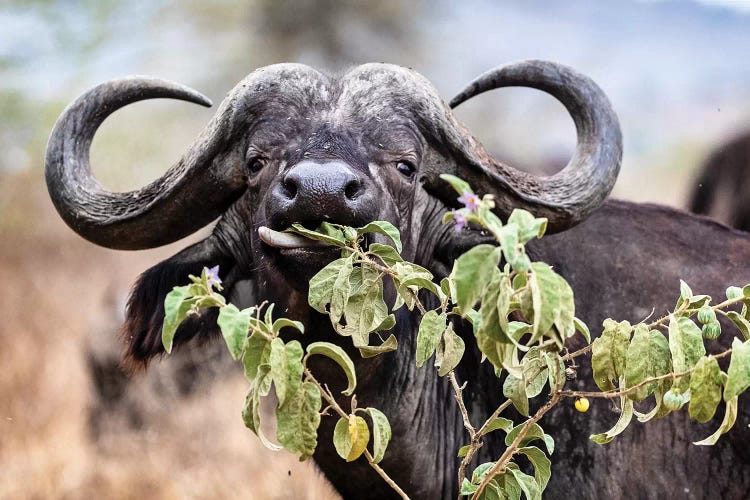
282;161;363;201
272;160;373;227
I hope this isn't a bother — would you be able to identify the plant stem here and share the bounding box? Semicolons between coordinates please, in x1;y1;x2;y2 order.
303;367;411;500
472;393;562;499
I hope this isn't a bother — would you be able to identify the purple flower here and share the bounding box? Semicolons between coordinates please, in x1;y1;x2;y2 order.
457;191;480;212
205;265;222;288
452;210;467;232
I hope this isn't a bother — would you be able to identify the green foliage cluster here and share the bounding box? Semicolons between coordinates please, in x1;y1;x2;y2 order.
161;175;750;500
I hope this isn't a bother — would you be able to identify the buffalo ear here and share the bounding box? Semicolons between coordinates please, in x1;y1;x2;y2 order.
122;237;234;368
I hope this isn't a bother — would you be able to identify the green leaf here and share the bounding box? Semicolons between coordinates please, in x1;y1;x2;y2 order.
528;262;575;346
725;311;750;341
309;257;354;314
161;285;198;353
517;446;551;493
365;408;391;464
217;304;252;360
269;338;289;406
477;271;509;344
497;223;530;272
451;244;502;314
242;333;271;380
306;341;357;396
522;348;549;398
508;467;540;500
481;417;514;436
680;279;693;300
573;317;591;344
342;266;388;346
724;338;750;401
669;315;706;392
625;326;671;402
591;319;632;391
333;415;370;462
358;334;398;358
726;286;743;300
357;221;402;252
689;356;724;423
460;478;478;496
439;173;472;195
416;310;447;368
438;324;465;376
507;209;548;243
504;422;553;454
241;384;282;451
590;393;634;444
457;445;470;458
283;341;304;404
272;318;305;335
368;243;403;267
276;381;322;460
503;374;529;416
544;352;566;393
693;396;738;445
288;222;347;247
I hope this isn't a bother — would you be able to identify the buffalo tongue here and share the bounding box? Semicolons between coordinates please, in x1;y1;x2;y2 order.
258;226;329;249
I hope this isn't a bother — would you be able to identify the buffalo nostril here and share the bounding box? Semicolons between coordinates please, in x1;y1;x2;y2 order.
344;178;362;200
282;176;298;200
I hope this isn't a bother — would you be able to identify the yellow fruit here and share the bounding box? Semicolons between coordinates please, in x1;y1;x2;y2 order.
575;397;590;412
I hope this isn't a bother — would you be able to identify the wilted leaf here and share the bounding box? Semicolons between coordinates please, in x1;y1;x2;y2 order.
590;392;634;444
522;348;548;398
591;319;632;391
306;341;357;396
625;326;671;402
725;312;750;341
309;257;353;314
358;334;398;358
333;415;370;462
503;374;529;416
689;356;724;423
276;381;322;460
269;338;289;405
724;338;750;401
694;396;738;446
365;408;392;464
438;325;465;376
416;310;446;367
242;333;271;380
669;315;706;392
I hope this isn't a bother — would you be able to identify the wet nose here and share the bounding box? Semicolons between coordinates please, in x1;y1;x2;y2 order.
271;160;372;227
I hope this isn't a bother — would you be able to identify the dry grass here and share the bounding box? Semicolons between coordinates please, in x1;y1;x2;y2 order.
0;173;339;500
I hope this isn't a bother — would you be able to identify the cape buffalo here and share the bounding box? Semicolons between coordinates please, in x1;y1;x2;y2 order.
46;61;749;499
690;130;750;231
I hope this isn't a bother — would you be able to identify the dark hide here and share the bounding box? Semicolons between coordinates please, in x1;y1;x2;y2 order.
690;131;750;231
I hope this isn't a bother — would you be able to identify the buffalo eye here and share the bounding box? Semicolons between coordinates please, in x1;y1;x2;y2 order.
247;157;265;175
396;161;416;178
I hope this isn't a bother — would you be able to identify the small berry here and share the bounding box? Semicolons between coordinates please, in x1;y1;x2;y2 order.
697;305;715;325
575;397;590;412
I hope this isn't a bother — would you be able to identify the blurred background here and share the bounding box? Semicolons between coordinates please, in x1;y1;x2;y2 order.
1;0;749;498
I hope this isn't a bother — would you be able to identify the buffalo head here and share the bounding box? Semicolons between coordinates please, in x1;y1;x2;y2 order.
45;61;622;364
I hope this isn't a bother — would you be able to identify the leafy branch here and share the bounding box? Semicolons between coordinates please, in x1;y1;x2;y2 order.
158;174;750;500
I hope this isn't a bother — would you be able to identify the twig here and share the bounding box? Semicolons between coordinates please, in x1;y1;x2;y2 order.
472;393;562;499
303;367;411;500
